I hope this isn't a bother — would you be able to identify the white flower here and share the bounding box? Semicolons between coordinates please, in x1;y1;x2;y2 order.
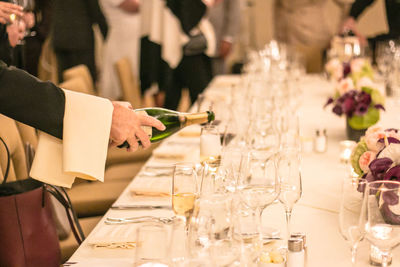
325;58;343;81
337;77;355;95
378;143;400;166
350;58;366;74
356;76;374;90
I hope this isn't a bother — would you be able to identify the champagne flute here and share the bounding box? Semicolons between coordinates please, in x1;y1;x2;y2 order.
277;149;302;239
338;177;367;266
172;162;198;230
361;180;400;267
200;124;222;164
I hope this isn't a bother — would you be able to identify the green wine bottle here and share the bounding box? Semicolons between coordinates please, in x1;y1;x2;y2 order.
118;108;215;148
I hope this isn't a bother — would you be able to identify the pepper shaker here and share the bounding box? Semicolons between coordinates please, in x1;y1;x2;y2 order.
314;129;327;153
287;238;305;267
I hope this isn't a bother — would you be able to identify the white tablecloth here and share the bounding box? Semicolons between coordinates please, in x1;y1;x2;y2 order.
69;75;400;267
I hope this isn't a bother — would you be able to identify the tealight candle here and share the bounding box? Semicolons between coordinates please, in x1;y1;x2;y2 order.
340;140;356;164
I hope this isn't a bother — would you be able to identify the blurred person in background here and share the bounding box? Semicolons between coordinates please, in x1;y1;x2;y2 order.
99;0;140;100
341;0;400;53
0;0;33;67
274;0;333;72
52;0;108;83
24;0;53;77
140;0;216;110
208;0;240;75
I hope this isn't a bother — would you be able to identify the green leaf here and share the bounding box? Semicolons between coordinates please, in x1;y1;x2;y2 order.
351;139;368;177
348;107;380;130
370;89;385;105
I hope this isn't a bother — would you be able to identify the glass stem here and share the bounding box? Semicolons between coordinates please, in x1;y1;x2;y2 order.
350;243;358;266
381;251;391;267
256;208;263;239
285;209;292;239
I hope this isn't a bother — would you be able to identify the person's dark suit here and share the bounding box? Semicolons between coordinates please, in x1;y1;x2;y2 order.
0;60;64;139
51;0;108;83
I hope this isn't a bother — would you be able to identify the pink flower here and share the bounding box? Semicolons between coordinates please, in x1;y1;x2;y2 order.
350;58;366;73
365;126;386;152
337;77;355;95
359;151;377;173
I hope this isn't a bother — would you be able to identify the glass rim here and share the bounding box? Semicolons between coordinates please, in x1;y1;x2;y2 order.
367;180;400;190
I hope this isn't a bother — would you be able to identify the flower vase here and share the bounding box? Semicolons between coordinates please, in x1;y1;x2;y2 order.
346;120;367;142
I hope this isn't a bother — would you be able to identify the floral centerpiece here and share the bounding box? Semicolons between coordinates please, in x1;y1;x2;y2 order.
324;58;385;141
351;125;400;224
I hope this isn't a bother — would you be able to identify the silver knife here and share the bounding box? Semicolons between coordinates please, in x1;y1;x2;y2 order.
111;204;171;210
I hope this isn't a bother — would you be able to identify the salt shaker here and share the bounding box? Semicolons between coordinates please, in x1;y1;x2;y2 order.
287;238;305;267
314;129;327;153
291;233;307;265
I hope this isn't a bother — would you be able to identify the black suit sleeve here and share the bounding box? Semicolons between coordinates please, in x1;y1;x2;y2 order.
0;60;65;139
86;0;108;38
350;0;376;19
167;0;206;35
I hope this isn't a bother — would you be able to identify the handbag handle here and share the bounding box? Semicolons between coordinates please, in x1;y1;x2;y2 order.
0;137;10;184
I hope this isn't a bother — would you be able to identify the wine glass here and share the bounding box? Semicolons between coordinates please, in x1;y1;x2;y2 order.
338;177;367;266
134;222;170;267
200;124;222;164
277;149;302;239
172;163;198;230
188;194;240;266
237;150;280;240
247;118;280;152
361;180;400;267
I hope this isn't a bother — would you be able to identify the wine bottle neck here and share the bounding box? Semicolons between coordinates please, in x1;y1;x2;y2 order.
182;112;211;126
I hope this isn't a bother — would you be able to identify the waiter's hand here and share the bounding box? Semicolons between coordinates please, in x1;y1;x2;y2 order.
219;40;232;59
6;20;25;47
109;101;165;152
341;17;367;47
0;2;23;24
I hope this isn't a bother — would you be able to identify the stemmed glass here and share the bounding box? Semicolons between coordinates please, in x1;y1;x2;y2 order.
237;150;280;240
200;124;222;165
361;180;400;267
277;149;302;238
172;163;198;230
338;177;367;266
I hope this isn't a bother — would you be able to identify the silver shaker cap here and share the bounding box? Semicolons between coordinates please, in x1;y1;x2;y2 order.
288;238;303;252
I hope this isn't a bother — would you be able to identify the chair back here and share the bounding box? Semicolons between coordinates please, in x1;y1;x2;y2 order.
63;65;96;95
115;57;142;109
38;37;59;84
0;115;29;182
60;76;92;95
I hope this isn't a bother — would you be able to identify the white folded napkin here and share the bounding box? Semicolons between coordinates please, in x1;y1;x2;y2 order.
152;142;196;160
87;224;137;249
30;90;113;188
130;178;171;197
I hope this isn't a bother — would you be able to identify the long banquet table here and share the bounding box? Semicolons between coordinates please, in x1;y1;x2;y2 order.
69;74;400;267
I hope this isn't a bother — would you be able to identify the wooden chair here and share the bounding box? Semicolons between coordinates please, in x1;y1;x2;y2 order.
59;76;93;95
63;65;96;95
115;57;142;109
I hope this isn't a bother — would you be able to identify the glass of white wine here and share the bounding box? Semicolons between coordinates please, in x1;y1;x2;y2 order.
200;124;222;165
277;149;302;239
172;162;198;230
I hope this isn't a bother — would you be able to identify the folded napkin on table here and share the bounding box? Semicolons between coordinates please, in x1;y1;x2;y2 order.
87;224;137;249
130;178;171;197
152;142;196;160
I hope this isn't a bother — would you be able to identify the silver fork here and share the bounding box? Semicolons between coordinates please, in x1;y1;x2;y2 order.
105;216;175;225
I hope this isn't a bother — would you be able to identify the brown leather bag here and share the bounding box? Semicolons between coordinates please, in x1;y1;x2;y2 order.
0;137;60;267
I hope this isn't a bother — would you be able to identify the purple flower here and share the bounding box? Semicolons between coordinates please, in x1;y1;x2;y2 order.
378;137;400;145
332;104;343;116
342;97;355;116
384;165;400;182
375;104;385;111
324;98;334;108
356;91;371;106
343;62;351;77
354;103;369;116
380;203;400;225
369;158;393;180
385;128;399;133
